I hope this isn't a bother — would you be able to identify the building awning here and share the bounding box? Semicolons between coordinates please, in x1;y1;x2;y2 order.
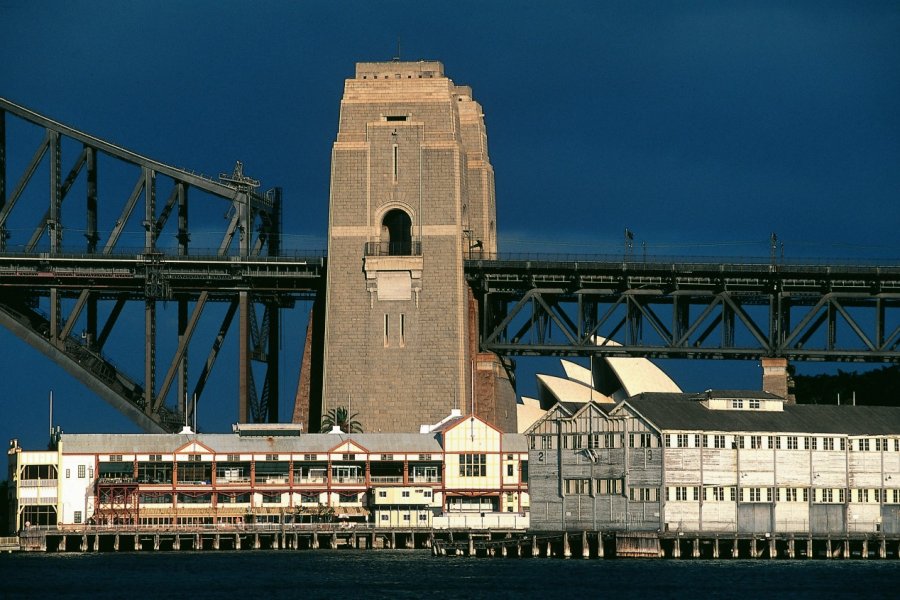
249;507;285;515
335;506;369;518
93;507;136;516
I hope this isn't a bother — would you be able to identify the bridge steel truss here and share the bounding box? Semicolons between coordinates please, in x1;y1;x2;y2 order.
0;97;322;433
466;258;900;363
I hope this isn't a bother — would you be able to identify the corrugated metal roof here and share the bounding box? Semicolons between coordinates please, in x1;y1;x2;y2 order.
691;390;784;400
60;432;445;455
624;393;900;435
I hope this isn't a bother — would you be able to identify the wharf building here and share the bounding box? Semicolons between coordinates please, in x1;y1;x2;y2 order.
526;391;900;538
7;413;528;536
294;60;517;434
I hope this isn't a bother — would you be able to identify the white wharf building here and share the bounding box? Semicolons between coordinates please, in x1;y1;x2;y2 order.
7;414;528;534
527;390;900;536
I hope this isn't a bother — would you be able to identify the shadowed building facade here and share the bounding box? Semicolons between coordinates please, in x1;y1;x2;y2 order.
294;61;516;433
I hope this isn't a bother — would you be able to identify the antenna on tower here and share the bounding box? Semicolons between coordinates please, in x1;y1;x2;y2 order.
393;37;401;61
219;161;260;191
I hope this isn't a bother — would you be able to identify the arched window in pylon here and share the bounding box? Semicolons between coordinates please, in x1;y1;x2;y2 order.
381;209;413;255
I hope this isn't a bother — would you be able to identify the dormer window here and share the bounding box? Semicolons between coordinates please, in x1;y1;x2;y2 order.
749;399;761;409
731;399;743;409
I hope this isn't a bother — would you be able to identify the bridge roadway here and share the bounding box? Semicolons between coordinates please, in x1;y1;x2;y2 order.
2;249;898;362
464;255;900;362
0;251;325;296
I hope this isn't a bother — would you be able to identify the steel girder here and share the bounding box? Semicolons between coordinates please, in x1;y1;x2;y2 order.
0;98;313;432
466;258;900;361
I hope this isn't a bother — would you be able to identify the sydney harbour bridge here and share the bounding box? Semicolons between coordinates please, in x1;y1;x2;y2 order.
1;96;899;432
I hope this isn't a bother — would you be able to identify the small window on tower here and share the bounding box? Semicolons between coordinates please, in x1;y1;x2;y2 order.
385;115;407;122
393;144;399;183
384;314;390;347
399;314;405;347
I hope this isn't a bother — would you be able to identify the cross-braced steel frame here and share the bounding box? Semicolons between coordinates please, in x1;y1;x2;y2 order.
467;258;900;362
0;97;321;432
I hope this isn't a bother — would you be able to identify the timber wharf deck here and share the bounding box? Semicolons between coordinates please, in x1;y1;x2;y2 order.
432;531;900;559
13;527;900;559
14;525;522;553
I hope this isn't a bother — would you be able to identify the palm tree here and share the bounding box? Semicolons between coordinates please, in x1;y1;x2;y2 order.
320;406;363;433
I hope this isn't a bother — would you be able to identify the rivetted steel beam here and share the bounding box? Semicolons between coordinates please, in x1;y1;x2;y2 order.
238;291;250;423
155;292;208;412
96;295;127;351
103;174;145;254
192;299;238;404
466;258;900;362
0;109;5;248
144;299;156;414
86;146;98;252
25;147;88;252
0;99;292;432
0;97;271;210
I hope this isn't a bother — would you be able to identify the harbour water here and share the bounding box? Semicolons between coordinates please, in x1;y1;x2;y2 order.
0;550;897;599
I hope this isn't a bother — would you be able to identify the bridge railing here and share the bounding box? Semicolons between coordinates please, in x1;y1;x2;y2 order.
0;246;327;261
466;252;900;271
364;240;422;257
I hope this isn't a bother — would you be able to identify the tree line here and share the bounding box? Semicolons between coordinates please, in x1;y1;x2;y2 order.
793;365;900;407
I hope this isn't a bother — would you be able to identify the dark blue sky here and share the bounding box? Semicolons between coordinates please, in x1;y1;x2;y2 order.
2;1;898;448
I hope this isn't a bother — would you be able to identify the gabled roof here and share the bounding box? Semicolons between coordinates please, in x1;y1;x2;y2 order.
431;416;468;434
621;393;900;435
558;401;585;416
523;403;573;436
569;401;615;421
328;438;370;454
174;439;215;454
438;413;501;437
